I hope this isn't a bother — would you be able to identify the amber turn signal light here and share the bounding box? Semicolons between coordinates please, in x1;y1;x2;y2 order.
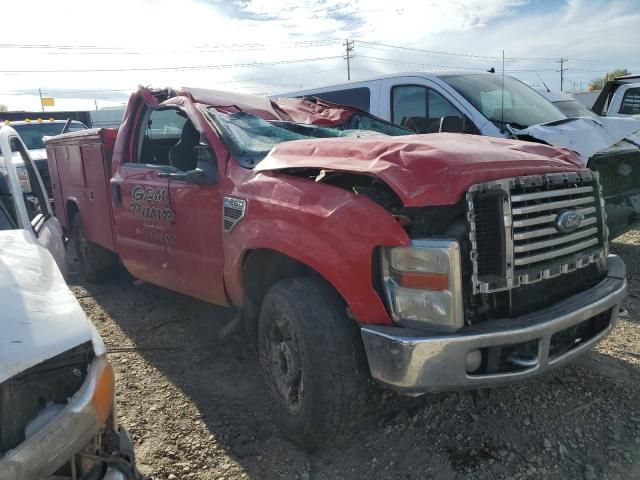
396;271;449;291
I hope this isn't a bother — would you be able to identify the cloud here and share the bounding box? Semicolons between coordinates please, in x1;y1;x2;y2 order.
0;0;637;110
223;0;525;41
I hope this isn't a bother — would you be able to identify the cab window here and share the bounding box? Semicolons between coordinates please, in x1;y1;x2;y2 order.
620;87;640;115
138;108;200;172
310;87;371;112
391;85;473;134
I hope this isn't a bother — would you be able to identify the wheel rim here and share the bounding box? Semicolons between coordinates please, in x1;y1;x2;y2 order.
265;314;304;414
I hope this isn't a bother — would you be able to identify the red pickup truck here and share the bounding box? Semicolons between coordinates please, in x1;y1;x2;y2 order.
46;86;627;448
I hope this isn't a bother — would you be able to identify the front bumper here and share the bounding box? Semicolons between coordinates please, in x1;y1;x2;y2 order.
362;255;627;394
0;356;137;480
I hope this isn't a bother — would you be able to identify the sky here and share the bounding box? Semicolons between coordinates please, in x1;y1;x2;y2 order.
1;0;638;112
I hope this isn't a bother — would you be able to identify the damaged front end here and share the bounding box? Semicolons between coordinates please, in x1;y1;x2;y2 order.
0;344;139;480
0;230;140;480
362;170;626;393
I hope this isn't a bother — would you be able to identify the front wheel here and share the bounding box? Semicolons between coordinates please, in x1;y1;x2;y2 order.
258;277;369;449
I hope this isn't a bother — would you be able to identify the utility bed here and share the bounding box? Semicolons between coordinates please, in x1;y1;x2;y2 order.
46;128;117;252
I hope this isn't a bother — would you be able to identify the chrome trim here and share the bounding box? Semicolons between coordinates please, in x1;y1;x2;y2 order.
511;185;593;202
380;239;464;331
511;196;595;215
361;255;627;394
467;171;606;295
0;356;111;480
512;207;596;228
513;217;597;240
466;178;514;294
513;227;598;252
514;238;599;266
222;196;246;232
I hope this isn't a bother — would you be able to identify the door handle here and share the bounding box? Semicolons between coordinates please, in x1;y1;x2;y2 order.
111;183;122;208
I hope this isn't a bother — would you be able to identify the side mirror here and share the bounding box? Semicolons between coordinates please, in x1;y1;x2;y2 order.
184;168;207;184
194;144;218;184
439;116;464;133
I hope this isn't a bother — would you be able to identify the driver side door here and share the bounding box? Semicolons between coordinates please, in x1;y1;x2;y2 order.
111;108;181;288
0;129;67;276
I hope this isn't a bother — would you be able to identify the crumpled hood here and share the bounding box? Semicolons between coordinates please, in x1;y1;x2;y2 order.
516;116;640;164
0;230;104;384
255;133;583;207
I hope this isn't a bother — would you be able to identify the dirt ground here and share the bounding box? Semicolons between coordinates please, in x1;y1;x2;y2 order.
70;230;640;480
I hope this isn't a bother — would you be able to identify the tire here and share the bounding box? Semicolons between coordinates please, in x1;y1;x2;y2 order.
71;215;117;282
258;276;369;449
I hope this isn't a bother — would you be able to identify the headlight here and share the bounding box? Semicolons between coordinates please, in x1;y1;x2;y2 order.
381;239;463;331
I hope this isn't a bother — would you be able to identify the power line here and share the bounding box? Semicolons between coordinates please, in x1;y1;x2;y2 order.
0;67;352;97
356;39;617;66
356;55;488;71
356;40;502;60
0;55;343;74
0;40;343;56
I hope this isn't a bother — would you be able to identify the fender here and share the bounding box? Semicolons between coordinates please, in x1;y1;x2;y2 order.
222;172;410;325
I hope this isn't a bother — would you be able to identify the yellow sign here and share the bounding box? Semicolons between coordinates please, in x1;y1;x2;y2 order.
41;97;55;107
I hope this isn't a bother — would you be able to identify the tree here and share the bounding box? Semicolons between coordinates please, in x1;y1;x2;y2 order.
589;69;631;91
0;105;7;112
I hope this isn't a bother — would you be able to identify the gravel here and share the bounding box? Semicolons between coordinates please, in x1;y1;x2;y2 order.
69;230;640;480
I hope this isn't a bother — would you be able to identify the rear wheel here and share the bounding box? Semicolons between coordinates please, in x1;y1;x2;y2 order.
258;277;369;449
71;215;117;282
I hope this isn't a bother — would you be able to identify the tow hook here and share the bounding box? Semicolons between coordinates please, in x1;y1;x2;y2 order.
506;352;538;368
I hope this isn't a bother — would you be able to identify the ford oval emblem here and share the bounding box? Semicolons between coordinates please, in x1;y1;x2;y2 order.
555;210;584;233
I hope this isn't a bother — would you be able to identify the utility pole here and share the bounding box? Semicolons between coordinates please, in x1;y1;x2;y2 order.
557;58;568;92
38;88;44;112
343;39;354;81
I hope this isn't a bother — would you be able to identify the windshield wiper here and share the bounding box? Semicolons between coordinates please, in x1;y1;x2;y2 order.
492;118;528;131
540;118;581;127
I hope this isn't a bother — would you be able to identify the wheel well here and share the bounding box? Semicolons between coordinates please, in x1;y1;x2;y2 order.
242;249;336;338
243;249;316;311
66;200;79;229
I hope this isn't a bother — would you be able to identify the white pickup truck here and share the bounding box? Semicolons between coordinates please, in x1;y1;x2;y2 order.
0;126;141;479
283;72;640;237
0;125;67;274
591;75;640;118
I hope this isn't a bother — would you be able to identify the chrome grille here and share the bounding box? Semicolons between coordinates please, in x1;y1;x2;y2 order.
467;171;608;295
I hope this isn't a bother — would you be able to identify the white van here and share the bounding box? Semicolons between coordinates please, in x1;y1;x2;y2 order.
280;72;571;137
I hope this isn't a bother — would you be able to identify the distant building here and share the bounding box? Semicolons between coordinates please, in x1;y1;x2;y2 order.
90;106;126;128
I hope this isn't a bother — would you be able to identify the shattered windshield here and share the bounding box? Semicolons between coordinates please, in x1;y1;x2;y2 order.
552;100;597;118
13;121;86;150
439;74;566;130
207;109;409;168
